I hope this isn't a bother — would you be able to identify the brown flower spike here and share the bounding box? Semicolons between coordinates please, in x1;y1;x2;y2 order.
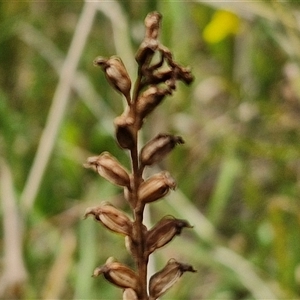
85;11;195;300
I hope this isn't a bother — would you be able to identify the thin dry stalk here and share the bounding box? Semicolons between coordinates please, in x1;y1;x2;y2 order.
0;160;27;298
84;12;196;300
20;1;98;215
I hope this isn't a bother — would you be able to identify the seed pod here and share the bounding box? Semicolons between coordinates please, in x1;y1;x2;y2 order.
94;56;131;105
146;216;192;254
123;288;138;300
149;258;196;299
93;257;138;290
136;86;171;127
138;171;176;203
140;134;184;166
84;202;132;236
114;112;135;150
84;152;130;188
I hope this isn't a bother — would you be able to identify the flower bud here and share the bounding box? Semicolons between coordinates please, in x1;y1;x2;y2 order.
140;134;184;166
123;288;138;300
149;258;196;299
138;171;176;203
135;12;161;66
93;257;138;290
84;152;130;187
145;11;162;40
114;112;135;150
94;56;131;104
146;216;192;254
84;202;132;236
136;86;171;128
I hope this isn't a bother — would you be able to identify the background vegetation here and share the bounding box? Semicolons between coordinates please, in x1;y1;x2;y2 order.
1;1;300;299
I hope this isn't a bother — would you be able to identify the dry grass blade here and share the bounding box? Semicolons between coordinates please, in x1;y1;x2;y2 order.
0;160;27;298
20;2;98;214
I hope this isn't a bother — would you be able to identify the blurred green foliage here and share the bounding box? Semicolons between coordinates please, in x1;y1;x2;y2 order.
1;1;300;299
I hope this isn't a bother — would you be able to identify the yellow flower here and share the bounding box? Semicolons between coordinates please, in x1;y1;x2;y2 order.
203;10;240;44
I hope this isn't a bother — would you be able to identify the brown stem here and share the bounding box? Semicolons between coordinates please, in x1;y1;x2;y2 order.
130;143;149;300
134;205;148;300
129;73;149;300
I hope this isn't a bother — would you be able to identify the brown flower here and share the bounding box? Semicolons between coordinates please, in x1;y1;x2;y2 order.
138;171;176;203
140;134;184;166
94;56;131;105
149;258;196;299
146;216;192;254
114;111;135;150
84;202;132;236
84;152;130;188
93;257;138;291
136;86;171;128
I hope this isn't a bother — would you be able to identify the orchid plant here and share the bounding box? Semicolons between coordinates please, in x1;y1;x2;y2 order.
84;12;196;300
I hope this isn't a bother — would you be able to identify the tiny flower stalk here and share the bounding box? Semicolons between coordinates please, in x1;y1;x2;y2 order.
85;11;196;299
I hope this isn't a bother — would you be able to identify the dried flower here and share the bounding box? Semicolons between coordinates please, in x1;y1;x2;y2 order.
146;216;193;254
140;134;184;166
84;202;132;236
94;56;131;105
149;258;196;299
114;112;135;150
136;86;171;128
93;257;138;290
84;152;130;188
138;171;176;203
135;12;162;66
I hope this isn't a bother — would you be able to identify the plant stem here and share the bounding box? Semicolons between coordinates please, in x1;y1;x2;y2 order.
130;142;149;300
134;205;148;300
130;74;149;300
